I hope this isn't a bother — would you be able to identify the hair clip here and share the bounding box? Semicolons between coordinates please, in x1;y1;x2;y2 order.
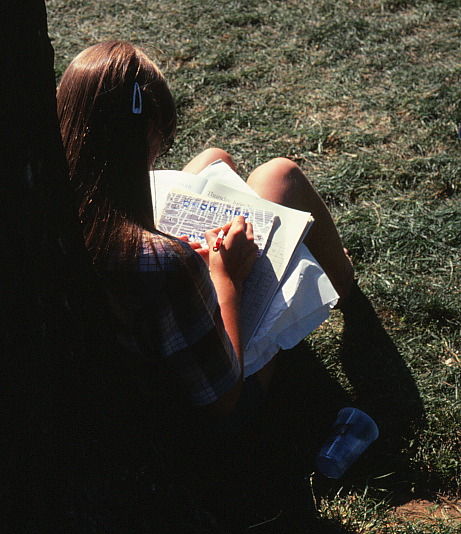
132;82;142;114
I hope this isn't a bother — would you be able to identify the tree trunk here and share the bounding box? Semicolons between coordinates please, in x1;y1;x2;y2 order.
0;2;217;531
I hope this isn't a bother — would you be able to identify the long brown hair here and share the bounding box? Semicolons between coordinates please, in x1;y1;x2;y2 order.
57;41;177;264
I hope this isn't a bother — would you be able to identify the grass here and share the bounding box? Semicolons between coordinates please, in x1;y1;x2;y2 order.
45;0;461;531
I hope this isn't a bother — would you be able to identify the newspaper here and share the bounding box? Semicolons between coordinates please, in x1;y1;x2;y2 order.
151;160;314;350
156;189;275;256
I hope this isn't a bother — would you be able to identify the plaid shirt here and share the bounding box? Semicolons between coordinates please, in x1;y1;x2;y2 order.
103;231;241;406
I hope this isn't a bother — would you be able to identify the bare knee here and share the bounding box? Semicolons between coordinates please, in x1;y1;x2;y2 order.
267;157;299;172
205;148;235;167
247;157;305;196
182;147;237;174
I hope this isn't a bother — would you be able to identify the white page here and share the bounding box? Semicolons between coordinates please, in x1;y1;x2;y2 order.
151;160;257;223
200;181;313;347
197;159;257;195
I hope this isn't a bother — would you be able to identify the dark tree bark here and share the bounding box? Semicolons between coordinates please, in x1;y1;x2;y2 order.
0;2;217;532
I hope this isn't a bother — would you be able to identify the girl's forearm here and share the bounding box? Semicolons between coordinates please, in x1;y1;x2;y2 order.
210;273;244;370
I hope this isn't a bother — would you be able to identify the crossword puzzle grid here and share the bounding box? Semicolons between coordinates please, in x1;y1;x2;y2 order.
157;191;275;252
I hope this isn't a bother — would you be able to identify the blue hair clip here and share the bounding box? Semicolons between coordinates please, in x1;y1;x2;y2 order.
132;82;142;114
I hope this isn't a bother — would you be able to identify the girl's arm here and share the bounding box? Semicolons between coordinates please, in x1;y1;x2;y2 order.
202;216;258;416
205;216;258;366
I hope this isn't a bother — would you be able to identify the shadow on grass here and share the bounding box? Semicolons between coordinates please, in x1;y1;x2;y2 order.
337;284;427;498
196;285;427;532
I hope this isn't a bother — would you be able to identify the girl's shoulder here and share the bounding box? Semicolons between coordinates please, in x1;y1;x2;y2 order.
138;230;204;274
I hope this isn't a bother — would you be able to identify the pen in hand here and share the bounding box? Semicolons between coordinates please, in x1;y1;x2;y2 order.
213;228;225;252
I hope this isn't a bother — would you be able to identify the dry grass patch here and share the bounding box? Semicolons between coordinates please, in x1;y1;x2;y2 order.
394;497;461;524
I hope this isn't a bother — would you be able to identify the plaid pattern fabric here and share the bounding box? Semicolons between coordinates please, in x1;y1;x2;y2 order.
103;231;241;406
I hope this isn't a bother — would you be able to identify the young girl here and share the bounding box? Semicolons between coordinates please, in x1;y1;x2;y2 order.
57;40;354;428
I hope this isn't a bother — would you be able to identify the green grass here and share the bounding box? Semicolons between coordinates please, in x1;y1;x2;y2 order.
46;0;461;531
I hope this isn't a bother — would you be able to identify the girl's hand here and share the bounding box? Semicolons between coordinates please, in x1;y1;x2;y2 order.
205;216;258;290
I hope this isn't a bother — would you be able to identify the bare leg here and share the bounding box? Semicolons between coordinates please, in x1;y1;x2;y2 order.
247;159;355;389
247;158;354;302
182;147;238;174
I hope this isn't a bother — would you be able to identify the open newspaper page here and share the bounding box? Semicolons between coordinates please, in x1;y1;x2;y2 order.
150;161;336;376
156;188;275;256
152;166;313;349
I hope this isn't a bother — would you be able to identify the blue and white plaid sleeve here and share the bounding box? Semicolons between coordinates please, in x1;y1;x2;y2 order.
135;233;241;406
